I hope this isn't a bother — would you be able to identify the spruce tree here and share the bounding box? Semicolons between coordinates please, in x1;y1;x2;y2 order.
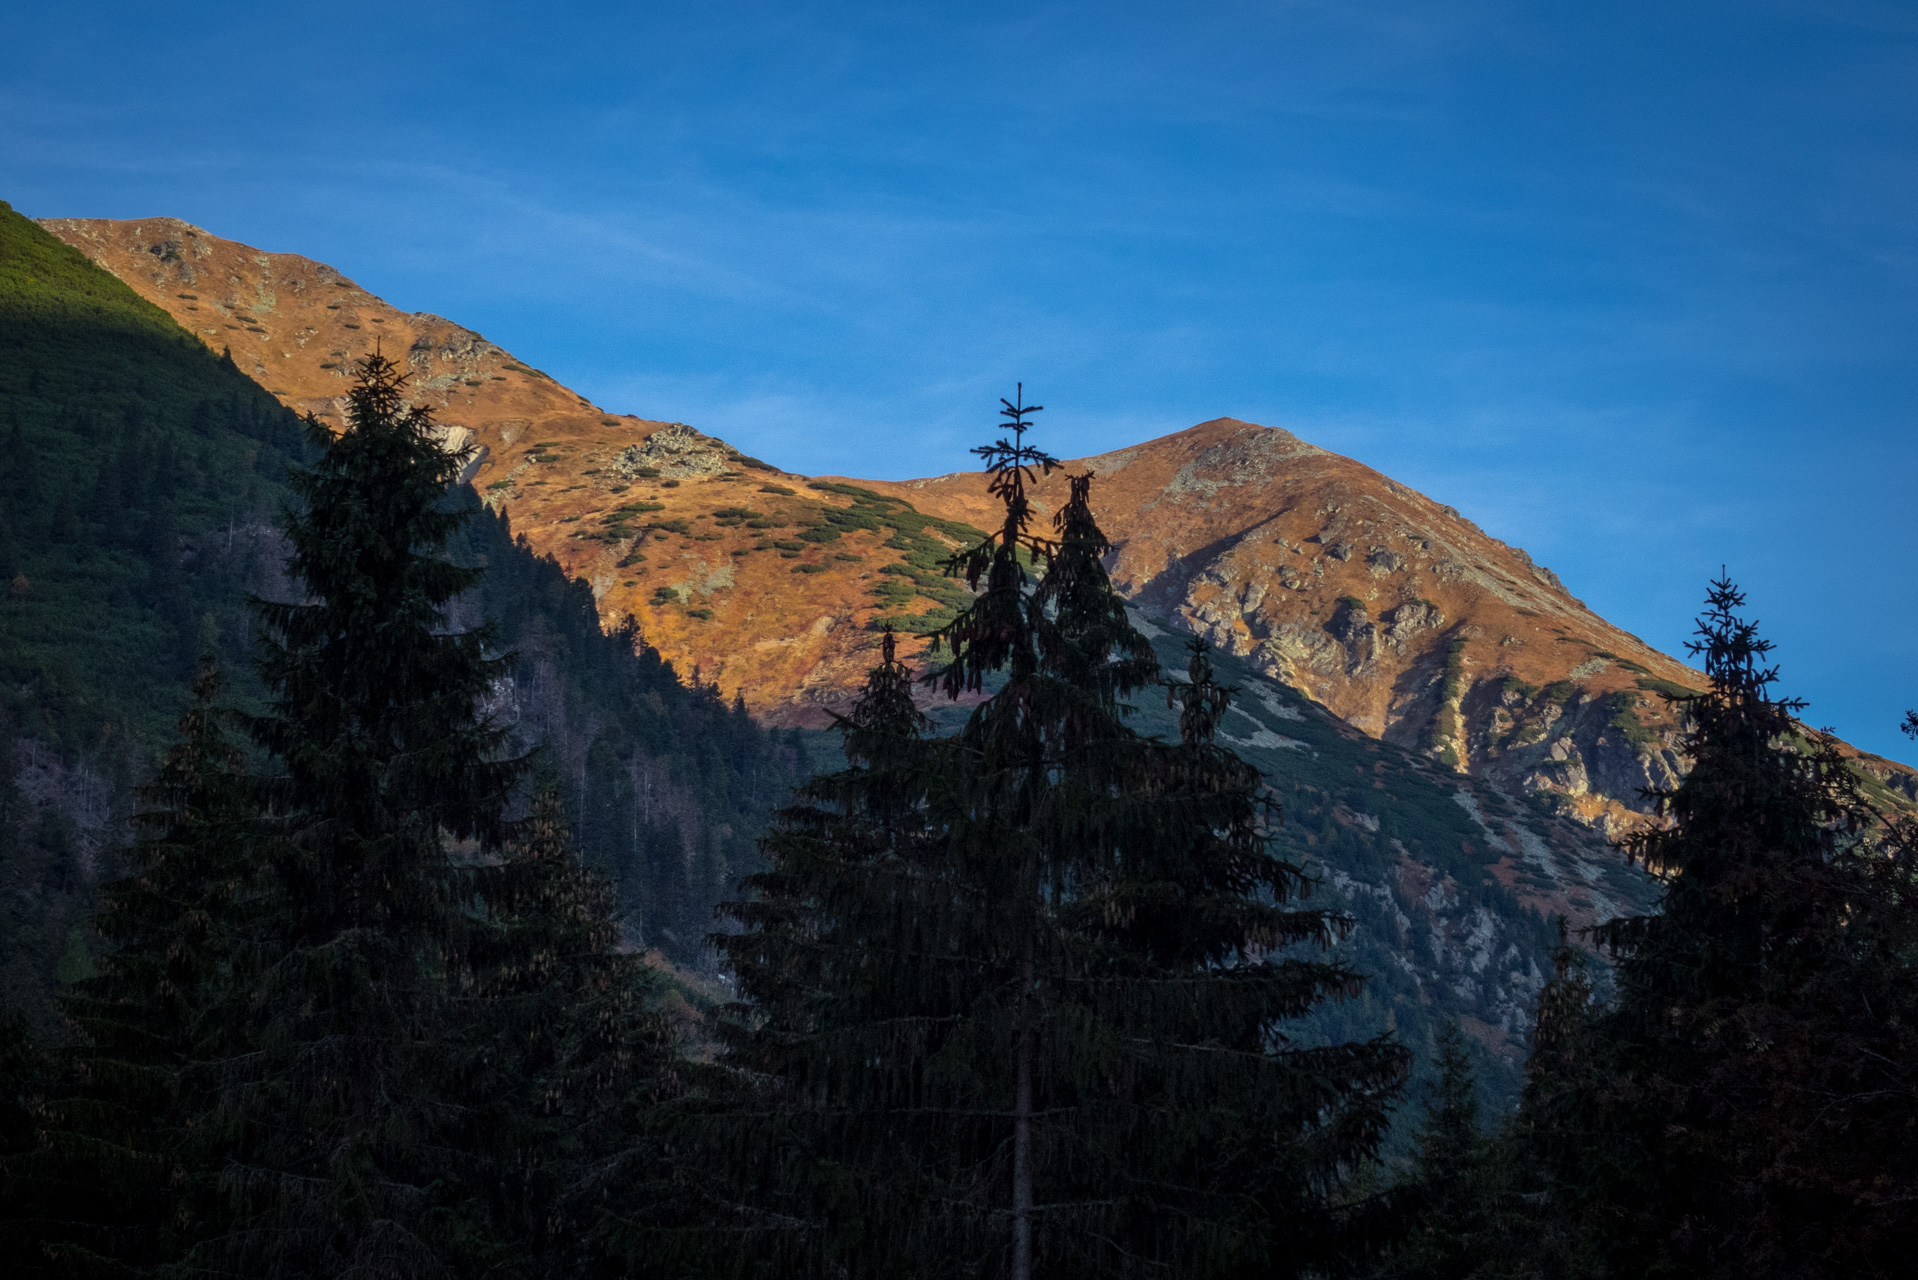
710;624;947;1273
0;666;259;1276
1487;919;1604;1279
1514;577;1918;1279
463;778;681;1277
0;1013;49;1276
719;390;1409;1279
5;356;703;1277
190;352;525;1277
1371;1021;1492;1280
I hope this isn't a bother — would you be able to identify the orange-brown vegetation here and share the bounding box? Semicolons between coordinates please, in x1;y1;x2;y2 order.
48;217;1914;832
40;216;981;724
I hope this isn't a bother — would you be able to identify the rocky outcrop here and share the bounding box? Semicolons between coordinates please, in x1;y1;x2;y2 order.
612;424;734;480
1120;625;1658;1068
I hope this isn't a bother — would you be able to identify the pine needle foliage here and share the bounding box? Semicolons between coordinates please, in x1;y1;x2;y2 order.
1369;1020;1493;1280
4;357;707;1277
707;625;947;1275
1513;576;1918;1279
189;352;527;1278
718;391;1409;1279
462;779;682;1277
1;666;260;1276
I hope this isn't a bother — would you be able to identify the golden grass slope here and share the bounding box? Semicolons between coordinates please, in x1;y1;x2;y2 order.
47;216;1915;831
40;216;977;723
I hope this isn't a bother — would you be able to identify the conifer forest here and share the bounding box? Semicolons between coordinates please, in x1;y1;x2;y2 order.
4;205;1918;1279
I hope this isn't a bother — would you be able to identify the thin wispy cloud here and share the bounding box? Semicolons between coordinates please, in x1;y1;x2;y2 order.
4;0;1912;752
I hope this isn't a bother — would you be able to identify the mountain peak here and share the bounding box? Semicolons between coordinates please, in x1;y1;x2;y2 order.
848;418;1914;833
48;214;1915;836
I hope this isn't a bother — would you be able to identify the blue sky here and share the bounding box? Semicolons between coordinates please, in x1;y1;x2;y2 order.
5;1;1916;757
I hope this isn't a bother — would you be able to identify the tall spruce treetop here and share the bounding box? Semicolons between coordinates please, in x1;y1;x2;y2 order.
466;778;681;1276
76;664;255;1097
1514;576;1918;1280
1586;575;1864;1276
199;352;526;1277
930;385;1062;700
1596;574;1860;998
712;623;950;1272
252;350;521;906
1370;1020;1493;1280
720;390;1408;1280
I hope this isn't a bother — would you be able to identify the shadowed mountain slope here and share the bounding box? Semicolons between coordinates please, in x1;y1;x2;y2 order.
0;203;800;1035
39;216;988;725
911;616;1661;1081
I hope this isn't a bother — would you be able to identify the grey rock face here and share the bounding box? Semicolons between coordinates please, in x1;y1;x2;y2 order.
1383;600;1445;648
1366;549;1404;576
614;424;732;480
1327;598;1378;675
1461;681;1688;838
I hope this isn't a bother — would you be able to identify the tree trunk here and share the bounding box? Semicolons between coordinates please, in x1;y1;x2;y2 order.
1012;947;1033;1280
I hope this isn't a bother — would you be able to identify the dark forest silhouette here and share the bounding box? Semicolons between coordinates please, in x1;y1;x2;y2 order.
2;353;1916;1277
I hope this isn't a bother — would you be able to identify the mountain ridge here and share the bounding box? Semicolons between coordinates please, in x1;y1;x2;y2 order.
31;206;1918;1086
36;215;992;723
849;417;1918;832
41;215;1917;841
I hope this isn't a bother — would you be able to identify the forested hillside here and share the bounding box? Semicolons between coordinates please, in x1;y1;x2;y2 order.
0;184;1630;1114
0;201;801;1031
7;195;1917;1273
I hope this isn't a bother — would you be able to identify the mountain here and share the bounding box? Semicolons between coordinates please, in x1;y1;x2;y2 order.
844;423;1917;837
0;202;317;1022
36;210;1918;1087
38;216;991;725
901;615;1668;1084
1074;621;1653;1091
0;202;801;1033
41;215;1916;843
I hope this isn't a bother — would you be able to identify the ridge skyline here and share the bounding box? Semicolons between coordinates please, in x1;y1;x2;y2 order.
14;201;1916;1072
33;209;1918;771
7;4;1915;763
